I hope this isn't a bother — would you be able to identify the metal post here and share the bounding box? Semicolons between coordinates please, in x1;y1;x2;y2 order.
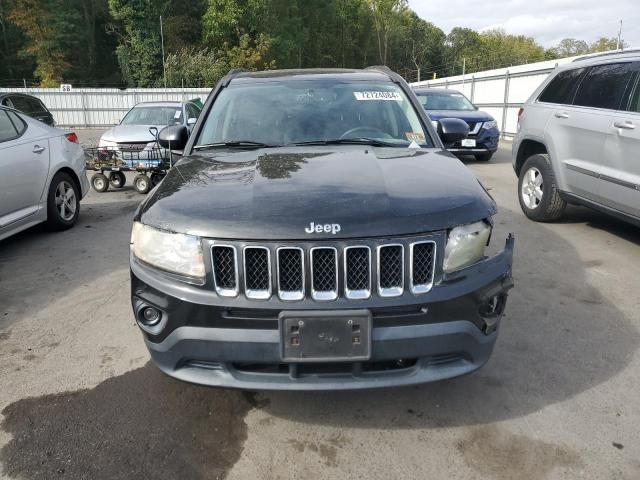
81;91;88;128
501;71;510;139
160;16;167;88
470;76;476;103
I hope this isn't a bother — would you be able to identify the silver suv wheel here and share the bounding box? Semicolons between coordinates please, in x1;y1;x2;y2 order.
521;167;543;209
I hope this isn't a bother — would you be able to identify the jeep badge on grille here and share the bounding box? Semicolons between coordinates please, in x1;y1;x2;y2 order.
305;222;341;235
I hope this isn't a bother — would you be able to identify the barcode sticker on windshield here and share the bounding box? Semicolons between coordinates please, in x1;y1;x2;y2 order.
174;110;181;119
353;91;402;101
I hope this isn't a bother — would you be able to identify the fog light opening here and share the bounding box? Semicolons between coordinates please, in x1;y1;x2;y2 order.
479;294;507;334
140;306;162;326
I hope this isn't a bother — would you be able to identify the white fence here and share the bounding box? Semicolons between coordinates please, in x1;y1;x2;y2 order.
2;55;581;131
411;56;579;137
0;87;212;127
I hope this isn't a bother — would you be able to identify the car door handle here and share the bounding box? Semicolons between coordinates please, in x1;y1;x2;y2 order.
554;112;569;119
613;121;635;130
33;145;46;154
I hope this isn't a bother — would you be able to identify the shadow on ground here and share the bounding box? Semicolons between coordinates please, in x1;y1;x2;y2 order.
0;364;253;480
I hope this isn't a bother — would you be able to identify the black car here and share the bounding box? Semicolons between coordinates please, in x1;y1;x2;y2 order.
0;93;55;126
130;68;515;390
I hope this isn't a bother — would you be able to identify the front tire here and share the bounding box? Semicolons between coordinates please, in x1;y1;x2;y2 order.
46;172;80;231
518;154;566;222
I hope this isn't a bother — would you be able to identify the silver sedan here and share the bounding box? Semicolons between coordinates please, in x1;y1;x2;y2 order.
0;106;90;241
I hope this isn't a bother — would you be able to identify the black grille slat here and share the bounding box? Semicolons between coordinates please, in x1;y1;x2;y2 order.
379;245;403;289
346;248;370;291
212;246;236;291
278;249;303;292
312;248;337;293
244;248;270;291
412;242;435;287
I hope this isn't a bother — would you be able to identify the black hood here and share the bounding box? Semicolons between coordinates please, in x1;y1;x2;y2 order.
138;146;496;240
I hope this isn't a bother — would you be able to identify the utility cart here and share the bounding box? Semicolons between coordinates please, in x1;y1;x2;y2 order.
84;144;173;194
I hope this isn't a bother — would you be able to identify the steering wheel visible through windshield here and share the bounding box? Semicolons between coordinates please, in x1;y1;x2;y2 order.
195;79;433;148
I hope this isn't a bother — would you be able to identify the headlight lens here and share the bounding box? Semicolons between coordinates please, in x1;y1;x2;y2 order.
131;222;205;279
443;221;492;273
483;120;498;130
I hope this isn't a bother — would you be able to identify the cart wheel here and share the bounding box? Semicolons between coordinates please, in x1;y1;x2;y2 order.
109;171;126;188
150;172;164;187
91;173;109;192
134;174;151;194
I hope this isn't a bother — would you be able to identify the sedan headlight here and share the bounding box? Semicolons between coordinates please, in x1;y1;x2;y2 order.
443;221;492;273
482;120;498;130
131;222;205;279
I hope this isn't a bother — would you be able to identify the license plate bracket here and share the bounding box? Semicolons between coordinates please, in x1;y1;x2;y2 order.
279;310;372;362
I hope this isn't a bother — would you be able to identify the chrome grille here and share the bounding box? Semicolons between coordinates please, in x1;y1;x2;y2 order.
410;241;436;294
211;246;238;297
345;246;371;299
277;248;304;301
243;247;271;299
210;237;438;301
310;247;338;301
378;245;404;297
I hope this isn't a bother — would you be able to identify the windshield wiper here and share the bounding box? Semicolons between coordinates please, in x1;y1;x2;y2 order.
194;140;281;150
293;137;399;147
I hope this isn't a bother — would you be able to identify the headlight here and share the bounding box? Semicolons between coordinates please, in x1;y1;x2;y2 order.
131;222;205;279
482;120;498;130
443;221;492;273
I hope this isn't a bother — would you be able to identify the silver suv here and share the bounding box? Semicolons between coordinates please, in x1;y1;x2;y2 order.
513;49;640;225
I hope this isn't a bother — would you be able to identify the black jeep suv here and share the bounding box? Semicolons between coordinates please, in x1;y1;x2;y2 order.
130;68;514;390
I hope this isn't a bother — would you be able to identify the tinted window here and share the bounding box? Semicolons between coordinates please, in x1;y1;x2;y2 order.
573;63;634;110
538;68;585;104
7;111;27;135
10;95;35;113
625;75;640;113
0;111;18;142
1;97;12;107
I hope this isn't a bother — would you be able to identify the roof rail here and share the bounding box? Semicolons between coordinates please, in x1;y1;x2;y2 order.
572;47;640;62
221;68;249;86
365;65;394;74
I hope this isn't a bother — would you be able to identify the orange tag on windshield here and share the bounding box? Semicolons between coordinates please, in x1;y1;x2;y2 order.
405;132;425;142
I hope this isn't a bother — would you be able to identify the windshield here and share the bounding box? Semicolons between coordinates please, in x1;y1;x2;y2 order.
121;106;184;126
195;79;433;148
415;91;476;111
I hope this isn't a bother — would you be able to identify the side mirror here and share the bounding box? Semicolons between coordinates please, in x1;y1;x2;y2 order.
437;118;469;145
158;125;189;150
187;117;197;126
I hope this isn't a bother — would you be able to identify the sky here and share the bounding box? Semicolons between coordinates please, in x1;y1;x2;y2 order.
408;0;640;48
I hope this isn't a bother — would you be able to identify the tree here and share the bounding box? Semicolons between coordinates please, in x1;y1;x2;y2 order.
7;0;84;86
367;0;407;65
547;38;590;58
590;37;622;52
108;0;169;87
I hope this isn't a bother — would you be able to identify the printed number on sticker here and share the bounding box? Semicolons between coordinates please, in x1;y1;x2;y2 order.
353;91;402;101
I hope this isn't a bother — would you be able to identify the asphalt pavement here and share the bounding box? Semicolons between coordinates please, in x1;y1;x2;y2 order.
0;137;639;480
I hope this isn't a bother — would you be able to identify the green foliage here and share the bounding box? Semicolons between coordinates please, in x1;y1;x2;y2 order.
1;0;630;87
165;33;274;87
